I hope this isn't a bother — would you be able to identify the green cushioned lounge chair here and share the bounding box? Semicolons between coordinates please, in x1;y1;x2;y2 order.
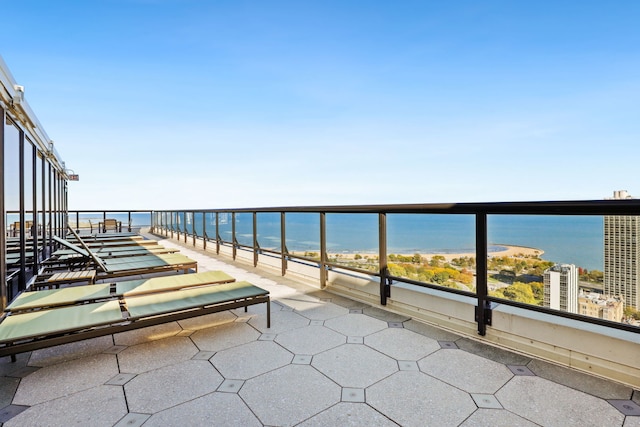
46;228;198;281
0;280;270;360
7;270;236;313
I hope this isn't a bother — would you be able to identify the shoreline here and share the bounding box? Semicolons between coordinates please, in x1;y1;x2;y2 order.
294;244;544;261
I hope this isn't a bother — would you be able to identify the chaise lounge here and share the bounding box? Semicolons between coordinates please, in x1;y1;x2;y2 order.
39;231;198;285
99;218;122;233
0;271;270;360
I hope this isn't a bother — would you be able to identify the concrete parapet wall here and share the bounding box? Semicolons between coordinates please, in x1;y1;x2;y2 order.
327;274;640;389
488;304;640;388
159;233;640;389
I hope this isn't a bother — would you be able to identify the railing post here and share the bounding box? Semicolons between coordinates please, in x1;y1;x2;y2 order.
281;212;287;276
191;212;196;247
183;211;187;243
0;108;6;311
215;213;220;254
203;212;207;251
475;213;491;336
253;212;258;267
232;212;237;260
320;212;327;289
177;212;181;240
379;213;389;305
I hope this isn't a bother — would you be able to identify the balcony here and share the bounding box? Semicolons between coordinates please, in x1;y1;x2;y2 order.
3;50;640;425
2;230;639;426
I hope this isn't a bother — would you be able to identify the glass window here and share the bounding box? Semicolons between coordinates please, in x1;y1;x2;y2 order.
5;118;20;236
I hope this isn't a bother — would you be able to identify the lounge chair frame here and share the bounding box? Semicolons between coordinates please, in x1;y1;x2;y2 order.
43;228;197;283
100;218;122;233
1;280;270;360
0;295;270;360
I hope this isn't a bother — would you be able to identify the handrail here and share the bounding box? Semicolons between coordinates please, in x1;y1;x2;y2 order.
150;198;640;215
148;200;640;337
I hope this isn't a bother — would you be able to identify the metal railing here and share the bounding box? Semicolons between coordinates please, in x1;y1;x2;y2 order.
150;200;640;337
66;210;153;233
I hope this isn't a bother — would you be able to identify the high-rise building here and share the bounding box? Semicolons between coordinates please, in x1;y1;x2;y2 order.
604;190;639;311
578;291;624;323
543;263;578;313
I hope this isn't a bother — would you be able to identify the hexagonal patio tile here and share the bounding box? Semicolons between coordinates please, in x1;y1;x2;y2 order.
418;349;513;394
367;371;476;427
240;364;340;426
125;360;223;413
28;335;115;367
248;307;310;334
210;340;292;379
142;392;261;426
403;319;462;341
113;322;182;346
4;385;126;427
312;344;397;388
298;402;398;426
0;376;20;408
117;336;199;374
275;325;345;355
324;313;388;337
527;358;633;400
12;354;119;405
177;311;238;330
277;293;325;310
496;376;625;426
0;352;30;376
362;306;410;323
459;408;538;427
365;327;440;360
280;297;350;321
190;322;260;352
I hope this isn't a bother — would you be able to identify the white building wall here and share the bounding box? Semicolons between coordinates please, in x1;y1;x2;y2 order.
544;264;578;314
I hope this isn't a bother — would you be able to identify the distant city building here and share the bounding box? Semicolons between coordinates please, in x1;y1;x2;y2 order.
578;291;624;323
604;190;639;311
543;263;578;313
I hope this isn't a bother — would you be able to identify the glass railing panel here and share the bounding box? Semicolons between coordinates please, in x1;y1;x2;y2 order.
167;212;175;232
204;212;216;240
387;214;476;293
37;211;45;239
154;212;163;230
163;212;172;232
194;212;204;238
285;213;320;260
100;212;148;232
71;212;103;233
175;212;185;233
326;213;379;272
235;213;253;247
218;212;233;244
152;212;162;230
185;212;194;236
485;214;638;328
256;212;281;252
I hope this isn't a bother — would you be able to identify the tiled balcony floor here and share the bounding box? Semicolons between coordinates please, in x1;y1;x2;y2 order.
2;235;640;426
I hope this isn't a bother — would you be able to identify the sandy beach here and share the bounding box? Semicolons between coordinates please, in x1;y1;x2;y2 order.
293;244;544;261
427;244;544;262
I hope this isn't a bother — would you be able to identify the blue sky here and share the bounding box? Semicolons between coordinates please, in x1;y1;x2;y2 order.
3;0;639;209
